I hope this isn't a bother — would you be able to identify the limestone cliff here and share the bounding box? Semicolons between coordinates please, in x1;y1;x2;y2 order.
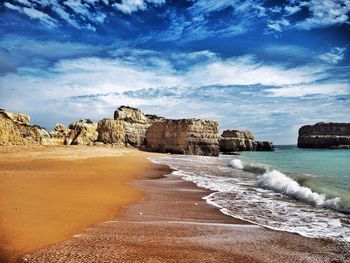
0;109;51;145
297;122;350;149
96;118;125;145
145;119;220;156
219;130;274;152
66;119;98;145
49;124;71;145
114;106;164;147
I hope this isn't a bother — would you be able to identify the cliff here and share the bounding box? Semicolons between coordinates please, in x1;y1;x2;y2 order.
297;122;350;149
96;118;125;146
0;109;51;145
145;119;220;156
0;106;275;156
114;106;164;147
219;130;274;152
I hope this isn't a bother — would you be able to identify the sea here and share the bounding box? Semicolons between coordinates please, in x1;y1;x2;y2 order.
150;145;350;242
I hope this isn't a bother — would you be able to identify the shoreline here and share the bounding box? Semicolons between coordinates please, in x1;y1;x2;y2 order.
24;159;350;262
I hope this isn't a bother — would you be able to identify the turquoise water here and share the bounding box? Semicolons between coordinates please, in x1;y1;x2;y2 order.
238;145;350;209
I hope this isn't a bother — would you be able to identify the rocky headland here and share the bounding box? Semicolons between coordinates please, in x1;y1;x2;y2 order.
0;106;274;155
298;122;350;149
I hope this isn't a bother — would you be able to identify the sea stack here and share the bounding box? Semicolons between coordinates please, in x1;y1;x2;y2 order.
219;130;274;152
297;122;350;149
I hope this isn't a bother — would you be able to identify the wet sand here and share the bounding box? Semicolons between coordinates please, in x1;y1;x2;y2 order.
24;173;350;262
0;146;168;262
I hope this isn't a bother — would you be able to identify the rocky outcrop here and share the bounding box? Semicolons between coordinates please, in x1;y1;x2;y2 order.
219;130;274;152
114;106;149;124
145;119;220;156
297;122;350;149
1;109;30;125
96;119;125;145
48;124;70;145
0;109;51;145
66;119;98;145
0;107;276;155
114;106;164;147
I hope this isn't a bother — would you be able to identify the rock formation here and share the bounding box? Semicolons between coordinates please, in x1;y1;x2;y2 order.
219;130;274;152
66;119;98;145
0;106;276;155
297;122;350;149
48;124;71;145
114;106;164;147
96;118;125;145
0;109;51;145
145;119;220;156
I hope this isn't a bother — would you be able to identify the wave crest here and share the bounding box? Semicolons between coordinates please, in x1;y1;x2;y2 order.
258;170;340;208
229;159;243;169
229;159;267;174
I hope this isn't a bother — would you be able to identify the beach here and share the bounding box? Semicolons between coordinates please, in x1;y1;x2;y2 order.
0;146;168;262
1;146;349;262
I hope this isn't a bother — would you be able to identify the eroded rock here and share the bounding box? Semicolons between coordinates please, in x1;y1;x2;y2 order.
219;130;273;152
66;119;98;145
48;124;70;145
0;109;51;145
145;119;220;156
97;118;125;145
298;122;350;149
114;106;163;147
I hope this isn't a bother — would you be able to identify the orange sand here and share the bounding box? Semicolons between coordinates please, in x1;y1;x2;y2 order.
0;146;167;262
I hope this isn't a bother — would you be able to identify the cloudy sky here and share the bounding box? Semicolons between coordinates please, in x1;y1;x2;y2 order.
0;0;349;144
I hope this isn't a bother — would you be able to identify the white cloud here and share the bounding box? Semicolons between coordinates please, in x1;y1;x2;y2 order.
265;83;350;97
284;5;301;16
63;0;91;17
319;47;346;64
267;18;290;32
22;7;57;28
267;0;350;32
0;49;341;107
15;0;31;6
112;0;165;14
3;2;21;11
296;0;350;29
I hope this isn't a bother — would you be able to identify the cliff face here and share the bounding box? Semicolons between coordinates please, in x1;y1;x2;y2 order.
66;119;98;145
0;109;51;145
96;118;125;145
219;130;274;152
0;106;276;155
145;119;220;156
298;122;350;149
114;106;164;147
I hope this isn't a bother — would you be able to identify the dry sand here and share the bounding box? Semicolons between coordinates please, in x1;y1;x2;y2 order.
0;146;167;262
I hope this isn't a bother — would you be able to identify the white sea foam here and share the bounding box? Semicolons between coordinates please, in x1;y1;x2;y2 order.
258;170;340;208
150;155;350;243
229;159;243;169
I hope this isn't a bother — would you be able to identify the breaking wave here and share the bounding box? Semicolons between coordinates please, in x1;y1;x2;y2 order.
230;159;340;209
258;170;340;208
229;159;243;169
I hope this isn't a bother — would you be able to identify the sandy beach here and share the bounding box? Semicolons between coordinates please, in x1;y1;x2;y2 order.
0;146;168;262
1;146;349;263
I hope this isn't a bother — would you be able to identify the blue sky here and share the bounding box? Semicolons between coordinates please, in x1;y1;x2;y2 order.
0;0;349;144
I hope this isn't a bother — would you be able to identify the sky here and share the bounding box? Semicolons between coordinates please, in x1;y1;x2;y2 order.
0;0;349;144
